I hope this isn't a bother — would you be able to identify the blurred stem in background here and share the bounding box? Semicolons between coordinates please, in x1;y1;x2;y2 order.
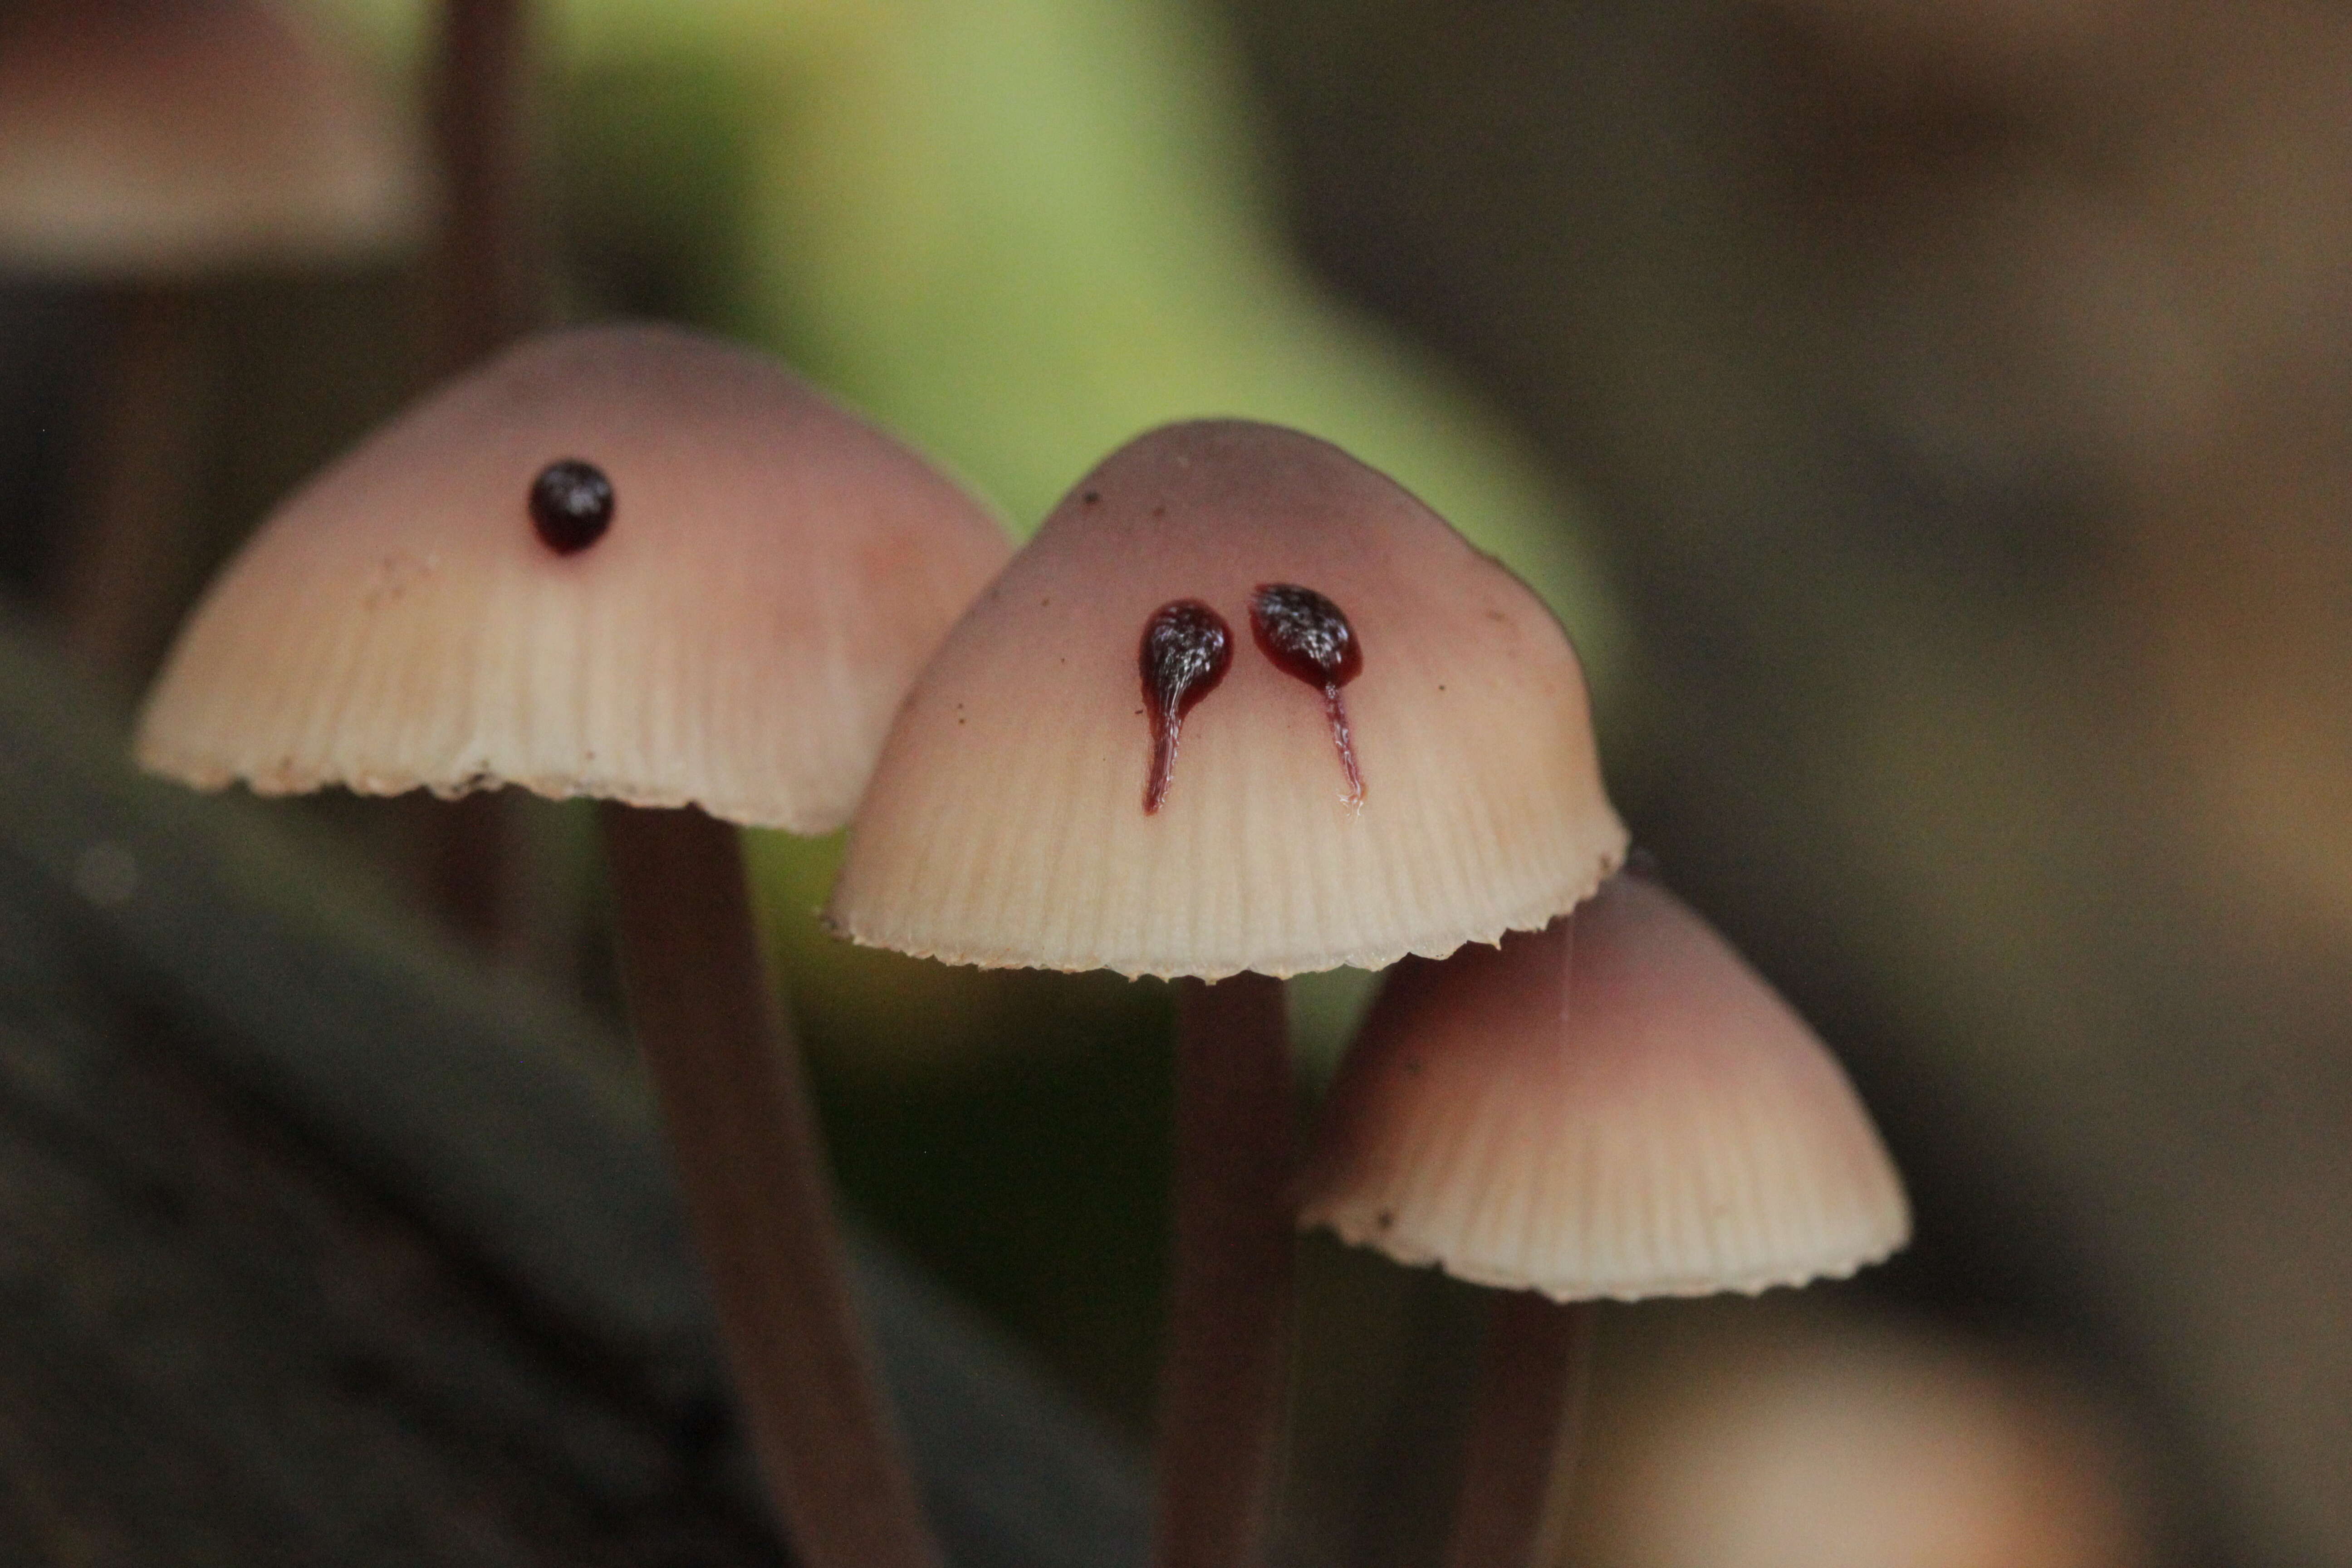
415;0;543;951
0;0;428;687
56;285;207;681
433;0;541;366
1446;1297;1590;1568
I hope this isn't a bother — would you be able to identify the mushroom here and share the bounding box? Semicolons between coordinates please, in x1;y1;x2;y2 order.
828;418;1626;1568
137;322;1011;1568
0;0;423;274
1298;867;1911;1568
0;0;430;679
1559;1300;2154;1568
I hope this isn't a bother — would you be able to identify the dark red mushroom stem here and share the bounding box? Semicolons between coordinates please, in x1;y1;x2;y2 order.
602;805;942;1568
1250;583;1364;804
1157;973;1297;1568
1446;1295;1595;1568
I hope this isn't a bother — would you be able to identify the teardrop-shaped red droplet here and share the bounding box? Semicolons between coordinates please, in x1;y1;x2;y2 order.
1251;583;1364;804
1139;599;1233;813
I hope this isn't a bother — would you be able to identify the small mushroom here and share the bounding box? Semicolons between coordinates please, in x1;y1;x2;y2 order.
1299;870;1910;1568
830;418;1627;1568
137;323;1010;1568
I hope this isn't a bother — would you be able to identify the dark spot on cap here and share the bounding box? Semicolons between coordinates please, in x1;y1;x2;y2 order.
1250;583;1366;804
530;459;613;554
1251;584;1361;687
1139;599;1233;813
1083;489;1102;505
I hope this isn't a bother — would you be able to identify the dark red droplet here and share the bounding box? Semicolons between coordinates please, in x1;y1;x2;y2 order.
1251;583;1361;687
1251;583;1365;804
1139;599;1233;813
529;459;614;554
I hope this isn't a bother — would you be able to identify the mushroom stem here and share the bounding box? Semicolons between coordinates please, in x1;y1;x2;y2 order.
1445;1295;1595;1568
58;284;205;682
600;803;939;1568
413;0;544;951
432;0;539;368
1157;972;1297;1568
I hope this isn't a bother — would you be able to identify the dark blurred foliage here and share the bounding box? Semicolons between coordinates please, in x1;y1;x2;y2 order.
0;285;75;593
814;972;1176;1425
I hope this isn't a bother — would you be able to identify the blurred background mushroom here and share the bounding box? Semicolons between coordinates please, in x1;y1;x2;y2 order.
0;0;428;684
0;0;428;701
2;0;2347;1563
1556;1295;2159;1568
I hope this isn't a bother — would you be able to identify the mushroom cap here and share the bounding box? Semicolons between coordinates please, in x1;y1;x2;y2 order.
1563;1302;2153;1568
826;419;1626;980
1298;873;1910;1300
0;0;428;276
136;323;1013;832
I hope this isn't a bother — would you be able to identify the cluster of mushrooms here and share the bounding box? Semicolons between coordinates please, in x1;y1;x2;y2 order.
135;325;1910;1568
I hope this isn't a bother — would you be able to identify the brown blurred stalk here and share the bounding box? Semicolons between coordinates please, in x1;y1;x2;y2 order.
433;0;539;367
417;0;544;950
1446;1295;1592;1568
1156;974;1298;1568
57;285;208;685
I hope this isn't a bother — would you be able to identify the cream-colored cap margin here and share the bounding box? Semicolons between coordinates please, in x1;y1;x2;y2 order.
137;324;1012;833
1300;875;1910;1300
828;419;1626;979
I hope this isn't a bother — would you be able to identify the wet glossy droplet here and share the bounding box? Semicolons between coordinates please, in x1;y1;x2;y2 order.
1139;599;1233;813
1251;583;1365;804
529;459;613;554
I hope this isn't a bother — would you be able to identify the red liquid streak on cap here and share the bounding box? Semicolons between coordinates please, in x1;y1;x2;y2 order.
1251;583;1364;805
1139;600;1234;813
